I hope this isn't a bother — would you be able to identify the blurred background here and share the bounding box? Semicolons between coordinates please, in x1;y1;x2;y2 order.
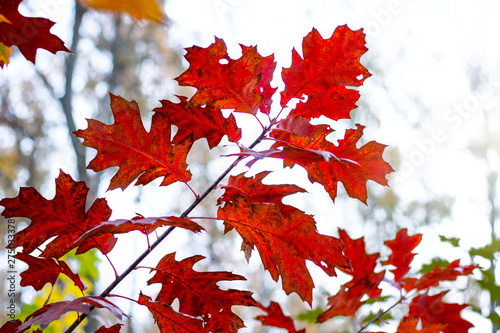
1;0;499;332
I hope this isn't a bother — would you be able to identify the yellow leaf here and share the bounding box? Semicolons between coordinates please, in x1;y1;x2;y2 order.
0;13;12;24
0;43;12;68
78;0;164;23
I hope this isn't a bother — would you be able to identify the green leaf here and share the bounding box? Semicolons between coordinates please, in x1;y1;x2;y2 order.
477;269;500;303
439;235;460;247
469;238;500;260
296;307;324;323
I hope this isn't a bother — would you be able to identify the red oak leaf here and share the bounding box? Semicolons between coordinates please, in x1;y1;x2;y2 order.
397;318;446;333
15;253;86;292
138;293;207;333
280;25;370;107
175;38;276;114
0;0;70;64
269;116;393;203
95;324;123;333
217;194;349;305
74;93;193;191
217;171;306;212
406;259;478;292
382;228;422;285
407;291;473;333
17;296;126;332
256;302;305;333
287;88;360;121
153;96;241;149
0;320;22;333
76;216;204;244
147;252;257;332
0;170;116;258
338;229;384;298
317;277;374;322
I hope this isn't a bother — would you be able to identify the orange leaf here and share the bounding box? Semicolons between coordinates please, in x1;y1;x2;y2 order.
0;170;116;258
153;96;241;149
176;38;276;115
280;25;370;106
407;291;472;333
382;229;422;285
77;0;164;23
74;93;193;191
218;194;349;305
0;0;69;63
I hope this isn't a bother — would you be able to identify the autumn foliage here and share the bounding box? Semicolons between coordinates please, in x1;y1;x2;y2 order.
0;2;477;332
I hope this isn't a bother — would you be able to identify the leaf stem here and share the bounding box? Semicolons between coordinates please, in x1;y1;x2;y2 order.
357;296;405;333
64;115;275;333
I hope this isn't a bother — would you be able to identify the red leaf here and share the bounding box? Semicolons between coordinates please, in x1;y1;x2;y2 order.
153;96;241;149
15;253;86;292
407;260;478;292
217;194;349;305
147;253;257;332
17;296;126;332
0;320;23;333
382;229;422;285
74;93;193;191
0;0;69;63
269;117;393;203
317;277;374;322
95;324;124;333
280;25;369;106
338;229;384;298
256;302;305;333
176;38;276;114
217;171;306;212
77;216;204;244
287;88;360;121
0;170;116;258
138;293;208;333
407;291;473;333
397;317;447;333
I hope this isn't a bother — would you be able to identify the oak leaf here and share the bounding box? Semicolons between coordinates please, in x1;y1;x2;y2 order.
147;252;257;332
382;228;422;285
176;38;276;114
338;229;384;298
217;194;349;305
0;170;116;258
397;318;446;333
0;0;69;64
256;302;305;333
74;93;193;191
17;296;126;332
76;216;204;244
15;253;86;292
317;277;374;322
138;293;207;333
95;324;124;333
280;25;370;106
269;117;393;203
153;96;241;149
77;0;164;23
407;291;473;333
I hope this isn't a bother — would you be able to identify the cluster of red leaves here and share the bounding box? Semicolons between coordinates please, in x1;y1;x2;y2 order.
0;24;476;333
257;228;477;332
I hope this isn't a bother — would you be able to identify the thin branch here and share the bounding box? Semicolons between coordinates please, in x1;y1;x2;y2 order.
357;296;405;333
64;119;275;333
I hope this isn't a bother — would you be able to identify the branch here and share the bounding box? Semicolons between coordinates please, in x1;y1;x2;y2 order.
64;120;275;333
357;296;405;333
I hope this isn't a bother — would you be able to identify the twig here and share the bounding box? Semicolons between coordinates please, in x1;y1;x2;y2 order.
357;296;405;333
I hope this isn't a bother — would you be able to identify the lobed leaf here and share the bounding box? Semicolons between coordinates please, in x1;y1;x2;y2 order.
77;0;165;23
74;93;193;191
0;0;69;64
256;302;305;333
147;252;257;332
0;170;116;258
